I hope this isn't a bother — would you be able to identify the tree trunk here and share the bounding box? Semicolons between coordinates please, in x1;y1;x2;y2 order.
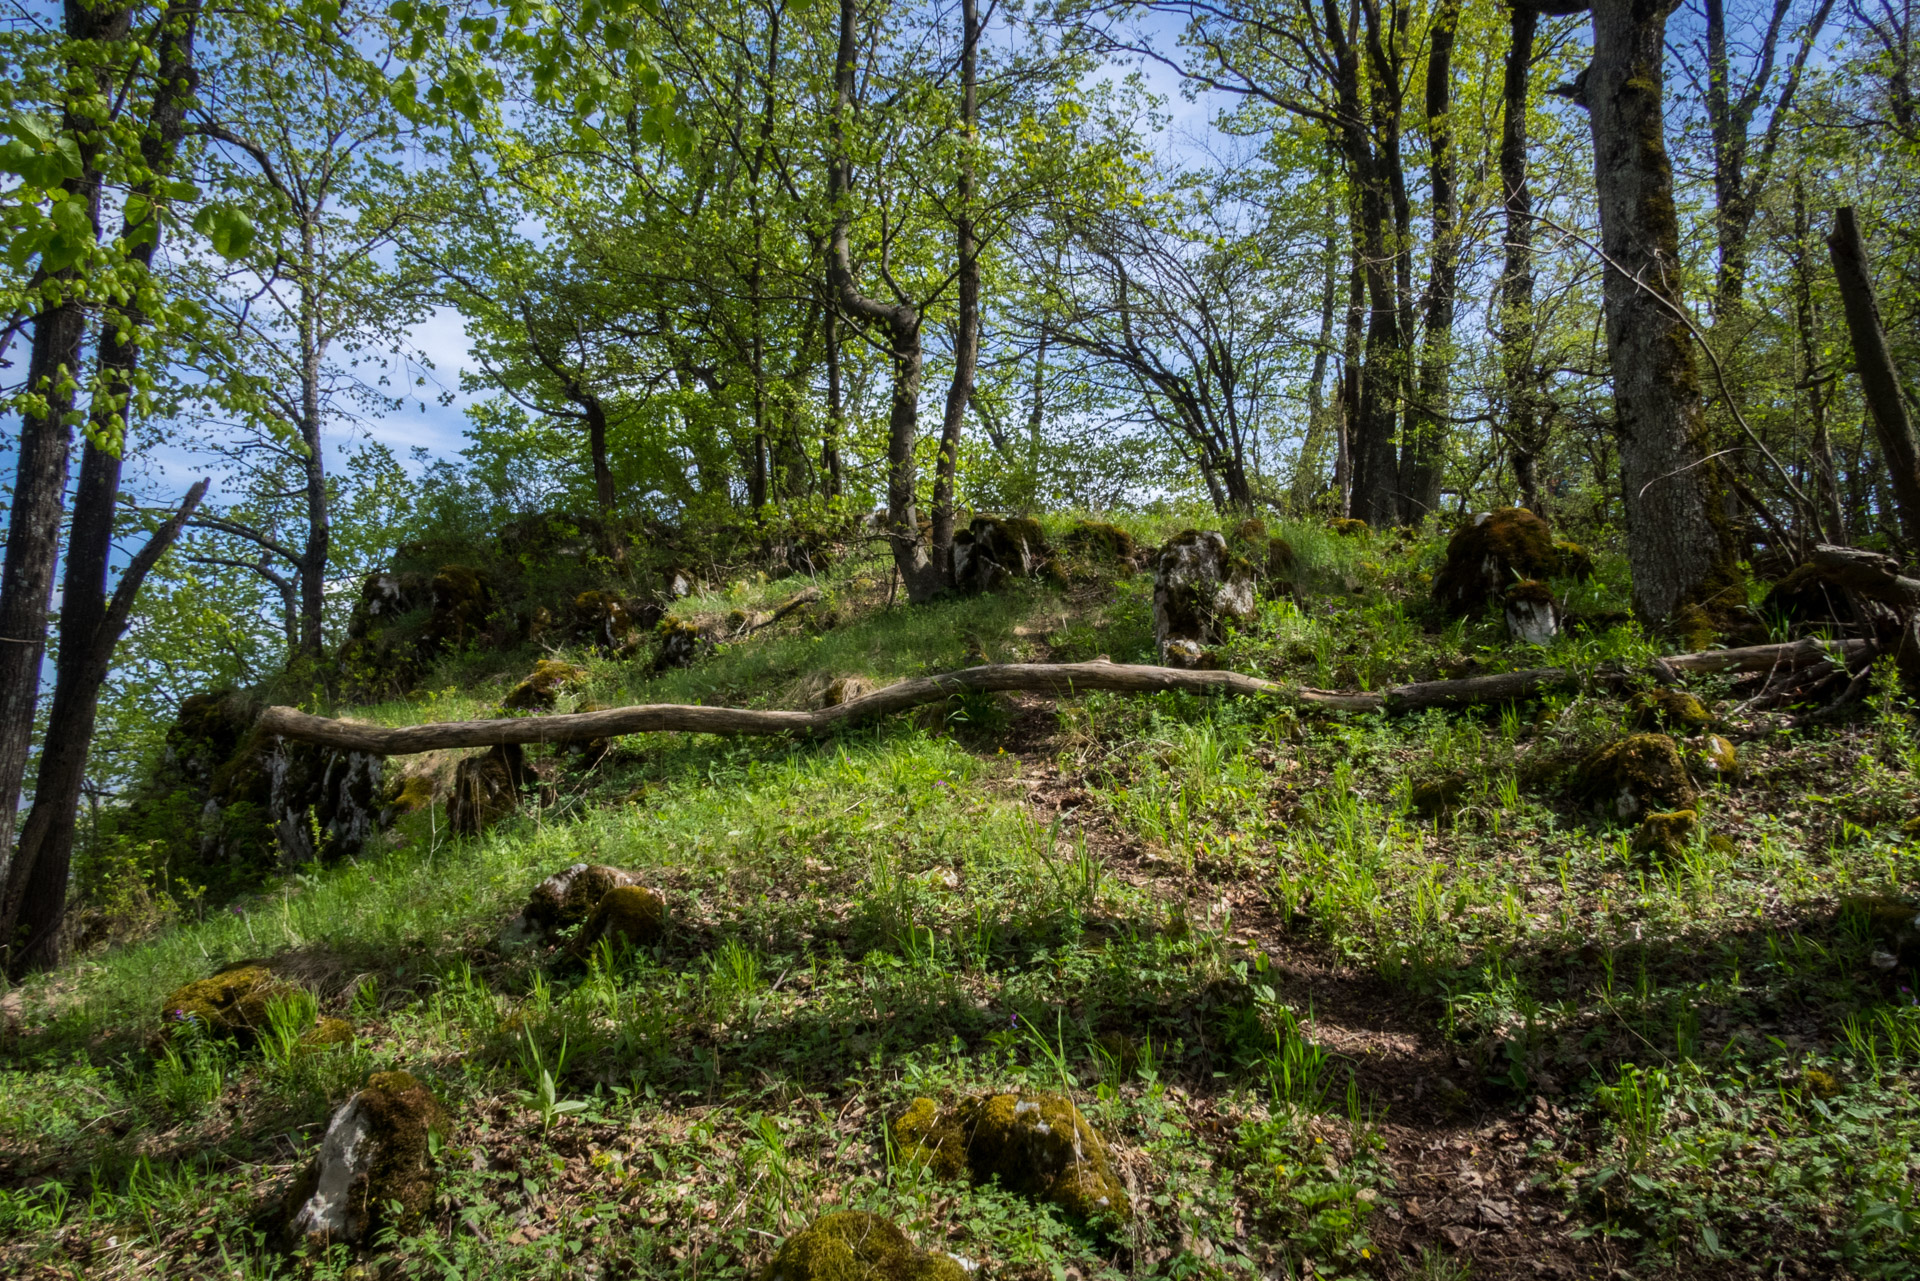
1826;206;1920;553
1293;194;1341;510
1400;0;1460;524
931;0;980;580
1581;0;1738;622
823;303;843;499
0;0;131;894
1791;180;1845;542
827;0;942;601
297;212;332;663
1501;4;1545;514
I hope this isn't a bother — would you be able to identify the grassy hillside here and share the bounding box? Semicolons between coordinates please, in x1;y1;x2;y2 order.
3;517;1918;1279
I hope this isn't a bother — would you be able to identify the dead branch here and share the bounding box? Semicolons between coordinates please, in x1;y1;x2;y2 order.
257;639;1875;757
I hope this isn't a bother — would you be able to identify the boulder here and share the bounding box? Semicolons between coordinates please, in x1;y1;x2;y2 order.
1553;541;1595;581
160;964;289;1044
952;516;1051;593
1632;809;1699;858
290;1070;445;1247
1410;771;1471;817
655;617;716;670
760;1211;967;1281
822;675;874;708
1431;507;1561;618
891;1091;1130;1225
1574;734;1696;821
503;659;587;712
447;744;526;837
520;863;646;937
1151;530;1256;662
1267;537;1297;583
1697;733;1738;778
1503;579;1560;645
1327;517;1368;537
573;590;639;653
577;885;667;951
301;1018;356;1050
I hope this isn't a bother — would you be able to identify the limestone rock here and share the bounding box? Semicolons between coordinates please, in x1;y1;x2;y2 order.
1696;733;1738;778
1552;541;1595;581
423;564;491;651
822;676;874;708
1060;520;1137;564
290;1070;445;1247
1432;507;1561;618
1503;579;1560;645
953;516;1051;593
760;1211;967;1281
573;590;642;653
1575;734;1696;820
447;744;525;837
577;885;667;951
160;965;289;1044
503;659;587;712
655;617;716;670
891;1091;1130;1225
1152;530;1256;662
301;1017;355;1050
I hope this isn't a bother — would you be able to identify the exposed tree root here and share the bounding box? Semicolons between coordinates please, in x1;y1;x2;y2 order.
259;638;1875;757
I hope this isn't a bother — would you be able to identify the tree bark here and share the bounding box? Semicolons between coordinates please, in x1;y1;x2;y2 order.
0;0;132;893
827;0;943;601
931;0;981;579
1343;0;1407;528
1400;0;1460;523
1500;3;1547;514
1791;180;1845;542
1826;205;1920;553
823;302;843;499
1579;0;1738;623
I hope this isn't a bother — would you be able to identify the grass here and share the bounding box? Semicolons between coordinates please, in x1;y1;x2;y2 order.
2;515;1918;1278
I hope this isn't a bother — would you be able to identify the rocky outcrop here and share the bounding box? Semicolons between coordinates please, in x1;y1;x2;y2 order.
502;659;587;712
1629;687;1712;732
1061;520;1137;564
160;964;289;1044
1151;530;1256;664
1432;507;1563;618
891;1091;1130;1225
423;565;492;651
760;1212;968;1281
518;863;646;937
573;590;650;654
576;885;667;951
952;516;1051;593
290;1070;445;1247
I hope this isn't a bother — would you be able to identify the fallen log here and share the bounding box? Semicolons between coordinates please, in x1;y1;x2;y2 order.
258;638;1876;757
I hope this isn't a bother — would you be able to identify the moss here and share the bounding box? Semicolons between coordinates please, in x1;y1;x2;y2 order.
1062;521;1136;562
383;771;436;815
160;965;287;1044
1629;688;1712;732
760;1211;967;1281
300;1018;355;1050
1633;809;1698;858
1803;1067;1841;1101
356;1070;445;1237
1574;734;1696;820
1431;508;1561;617
578;885;666;949
656;616;713;670
1699;733;1738;777
1840;895;1920;938
503;658;587;711
1552;541;1595;581
822;676;874;708
891;1092;1130;1226
573;590;636;652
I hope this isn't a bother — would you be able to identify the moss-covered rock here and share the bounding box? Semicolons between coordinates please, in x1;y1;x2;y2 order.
1432;508;1561;618
822;676;874;708
1327;517;1368;537
1632;809;1699;858
1762;562;1864;630
160;964;288;1044
1575;734;1697;820
1630;687;1713;732
891;1092;1130;1225
577;885;667;950
953;515;1051;593
522;863;644;936
382;770;436;816
1152;530;1256;662
503;659;587;712
1061;521;1137;563
1503;579;1560;645
573;589;641;653
447;744;525;836
1697;733;1739;778
655;617;715;671
1267;537;1297;582
290;1070;445;1246
760;1211;967;1281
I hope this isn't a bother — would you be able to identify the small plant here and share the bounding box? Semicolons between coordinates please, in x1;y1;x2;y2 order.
512;1026;587;1134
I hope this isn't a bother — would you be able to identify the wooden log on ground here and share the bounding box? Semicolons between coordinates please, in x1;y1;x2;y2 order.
1808;545;1920;610
257;638;1876;757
